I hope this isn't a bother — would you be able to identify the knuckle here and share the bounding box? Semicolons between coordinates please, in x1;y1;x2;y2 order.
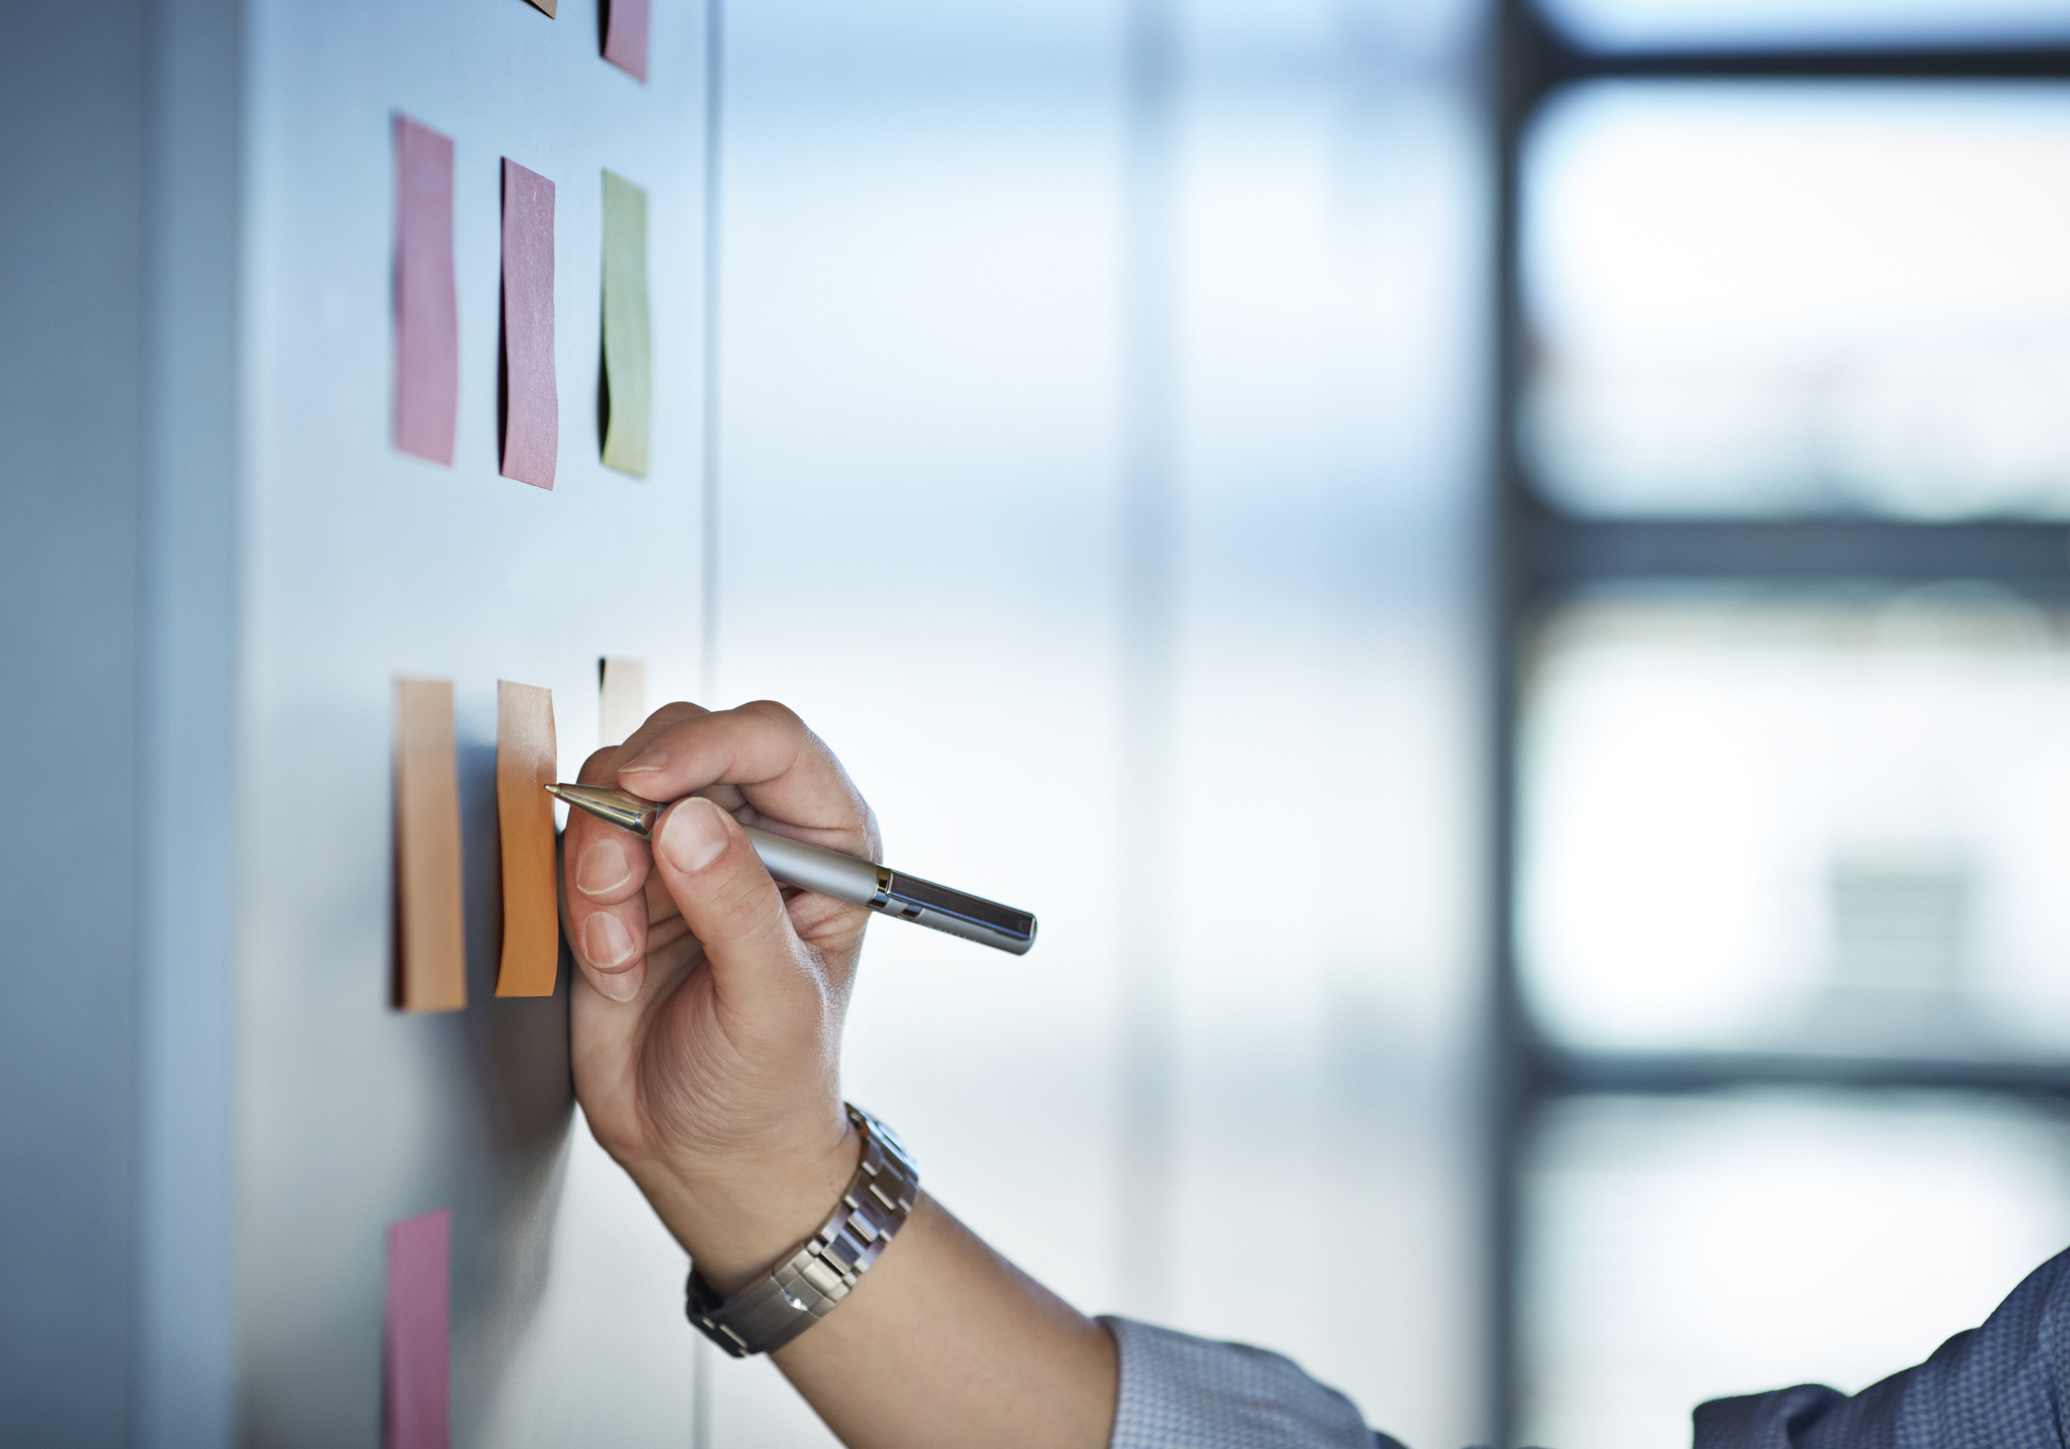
739;699;804;733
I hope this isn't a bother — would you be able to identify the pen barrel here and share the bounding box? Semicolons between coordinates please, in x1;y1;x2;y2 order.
742;825;883;907
742;826;1037;957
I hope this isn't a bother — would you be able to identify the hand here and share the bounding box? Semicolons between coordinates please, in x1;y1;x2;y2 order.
564;701;1117;1449
562;699;880;1291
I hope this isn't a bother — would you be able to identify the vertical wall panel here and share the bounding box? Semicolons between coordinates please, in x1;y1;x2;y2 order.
141;0;244;1443
0;5;152;1444
1163;5;1489;1444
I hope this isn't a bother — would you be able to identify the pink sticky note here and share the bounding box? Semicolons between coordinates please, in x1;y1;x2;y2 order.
500;159;557;489
384;1209;451;1449
393;116;458;466
604;0;649;82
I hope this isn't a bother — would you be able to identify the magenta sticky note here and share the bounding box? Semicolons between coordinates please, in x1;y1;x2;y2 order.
604;0;649;82
384;1209;451;1449
500;159;557;490
393;117;458;466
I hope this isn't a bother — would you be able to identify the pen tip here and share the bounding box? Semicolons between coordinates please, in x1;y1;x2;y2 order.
544;783;570;801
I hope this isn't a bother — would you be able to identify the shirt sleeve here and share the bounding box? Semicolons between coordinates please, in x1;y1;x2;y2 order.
1099;1317;1410;1449
1693;1246;2070;1449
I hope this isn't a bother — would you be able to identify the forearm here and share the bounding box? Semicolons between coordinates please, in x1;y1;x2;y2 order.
772;1194;1119;1449
630;1127;1118;1449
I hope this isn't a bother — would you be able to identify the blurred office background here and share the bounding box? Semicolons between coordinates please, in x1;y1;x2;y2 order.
710;1;2070;1446
700;1;1487;1445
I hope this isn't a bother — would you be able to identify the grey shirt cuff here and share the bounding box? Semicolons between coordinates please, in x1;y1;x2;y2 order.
1101;1316;1406;1449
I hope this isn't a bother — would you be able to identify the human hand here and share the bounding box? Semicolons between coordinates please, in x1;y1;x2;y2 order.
561;700;881;1291
564;702;1118;1449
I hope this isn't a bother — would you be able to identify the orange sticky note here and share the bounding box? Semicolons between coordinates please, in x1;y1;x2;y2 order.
495;682;559;997
599;658;645;747
395;679;466;1013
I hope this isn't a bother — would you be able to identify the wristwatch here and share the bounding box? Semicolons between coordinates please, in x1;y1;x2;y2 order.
685;1104;920;1358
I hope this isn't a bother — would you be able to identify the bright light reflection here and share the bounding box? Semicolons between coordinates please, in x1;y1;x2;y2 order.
1519;590;2070;1055
1523;84;2070;518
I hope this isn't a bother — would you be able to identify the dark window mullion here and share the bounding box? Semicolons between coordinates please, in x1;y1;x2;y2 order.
1529;516;2070;599
1539;1044;2070;1099
1549;45;2070;85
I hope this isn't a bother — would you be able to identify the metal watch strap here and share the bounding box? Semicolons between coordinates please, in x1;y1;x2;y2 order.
685;1104;920;1358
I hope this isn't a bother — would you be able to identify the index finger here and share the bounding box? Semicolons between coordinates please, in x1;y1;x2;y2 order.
612;700;879;862
561;743;656;1001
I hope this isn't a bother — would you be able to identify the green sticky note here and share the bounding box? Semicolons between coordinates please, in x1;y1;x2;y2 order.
601;171;650;477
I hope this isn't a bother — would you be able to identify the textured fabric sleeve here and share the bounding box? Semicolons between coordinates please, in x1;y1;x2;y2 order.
1099;1317;1408;1449
1692;1246;2070;1449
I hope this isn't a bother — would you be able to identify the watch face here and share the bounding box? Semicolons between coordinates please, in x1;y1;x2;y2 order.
852;1105;916;1174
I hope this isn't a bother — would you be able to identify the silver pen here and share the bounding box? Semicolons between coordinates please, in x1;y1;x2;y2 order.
547;783;1037;956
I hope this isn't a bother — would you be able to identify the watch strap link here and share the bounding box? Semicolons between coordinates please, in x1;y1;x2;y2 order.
686;1104;920;1358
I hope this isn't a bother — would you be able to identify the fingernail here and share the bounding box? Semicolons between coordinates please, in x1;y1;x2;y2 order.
618;747;668;774
595;964;642;1003
575;836;633;897
582;912;635;969
658;797;729;875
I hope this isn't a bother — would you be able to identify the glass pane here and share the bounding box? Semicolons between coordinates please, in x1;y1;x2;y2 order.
1518;589;2070;1055
1534;0;2070;53
1522;1091;2070;1449
1522;83;2070;519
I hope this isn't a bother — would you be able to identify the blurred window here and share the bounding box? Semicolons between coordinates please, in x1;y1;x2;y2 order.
1523;83;2070;520
1499;11;2070;1447
1533;0;2070;53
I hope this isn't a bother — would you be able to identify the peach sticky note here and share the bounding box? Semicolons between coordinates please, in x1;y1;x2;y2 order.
395;679;466;1013
604;0;649;81
500;158;557;489
599;658;646;747
393;115;457;465
600;171;650;476
384;1208;451;1449
495;682;559;997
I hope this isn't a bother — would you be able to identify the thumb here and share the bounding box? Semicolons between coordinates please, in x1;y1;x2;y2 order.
651;796;809;1011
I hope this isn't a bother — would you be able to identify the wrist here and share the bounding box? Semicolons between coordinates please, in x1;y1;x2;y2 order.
635;1123;863;1296
685;1105;922;1359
